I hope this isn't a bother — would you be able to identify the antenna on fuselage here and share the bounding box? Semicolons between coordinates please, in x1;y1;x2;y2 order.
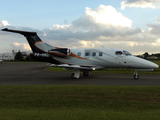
101;45;105;49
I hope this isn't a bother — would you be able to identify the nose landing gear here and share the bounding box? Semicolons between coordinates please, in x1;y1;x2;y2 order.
134;70;139;80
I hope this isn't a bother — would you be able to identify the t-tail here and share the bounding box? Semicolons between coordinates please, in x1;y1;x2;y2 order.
2;28;47;53
1;28;59;63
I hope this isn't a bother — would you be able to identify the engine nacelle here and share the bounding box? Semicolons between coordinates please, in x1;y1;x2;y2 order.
48;48;71;57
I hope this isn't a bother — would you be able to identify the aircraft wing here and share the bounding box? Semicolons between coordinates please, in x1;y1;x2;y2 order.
49;64;104;71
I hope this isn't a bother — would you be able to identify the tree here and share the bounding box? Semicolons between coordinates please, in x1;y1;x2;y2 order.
14;51;23;61
26;55;33;61
143;52;149;59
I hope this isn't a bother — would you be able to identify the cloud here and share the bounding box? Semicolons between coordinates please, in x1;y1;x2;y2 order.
0;20;10;27
40;7;160;54
11;42;31;51
43;5;141;41
146;22;160;36
75;5;132;27
156;15;160;23
1;6;139;41
146;18;160;49
121;0;160;9
0;5;160;55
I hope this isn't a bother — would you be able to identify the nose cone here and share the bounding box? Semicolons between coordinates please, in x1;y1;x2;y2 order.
129;56;159;69
148;62;159;69
142;60;159;69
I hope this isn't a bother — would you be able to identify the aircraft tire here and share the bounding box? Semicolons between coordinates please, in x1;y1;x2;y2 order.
83;72;89;77
71;73;77;79
134;74;139;80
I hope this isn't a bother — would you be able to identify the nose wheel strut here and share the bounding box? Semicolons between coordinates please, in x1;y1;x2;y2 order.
134;70;139;80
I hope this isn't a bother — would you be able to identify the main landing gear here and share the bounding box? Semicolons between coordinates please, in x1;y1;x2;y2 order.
71;70;90;79
71;70;80;79
134;70;139;80
83;72;90;77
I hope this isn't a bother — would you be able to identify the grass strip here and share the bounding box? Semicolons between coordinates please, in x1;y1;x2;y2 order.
0;85;160;120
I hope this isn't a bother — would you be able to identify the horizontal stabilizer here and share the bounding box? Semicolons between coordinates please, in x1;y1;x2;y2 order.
1;28;36;36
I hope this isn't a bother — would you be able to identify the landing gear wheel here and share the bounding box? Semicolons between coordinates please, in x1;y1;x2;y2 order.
71;73;77;79
134;70;139;80
71;70;80;79
134;74;139;80
83;72;90;77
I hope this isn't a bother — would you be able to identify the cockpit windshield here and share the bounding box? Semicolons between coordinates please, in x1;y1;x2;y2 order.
123;50;132;56
115;51;124;56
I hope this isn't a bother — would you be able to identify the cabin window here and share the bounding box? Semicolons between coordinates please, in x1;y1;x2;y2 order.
99;52;103;57
92;52;96;57
85;51;90;58
123;50;132;56
115;51;123;56
77;52;81;57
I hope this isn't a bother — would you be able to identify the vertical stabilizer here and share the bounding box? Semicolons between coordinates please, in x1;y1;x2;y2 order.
1;28;46;53
1;28;61;63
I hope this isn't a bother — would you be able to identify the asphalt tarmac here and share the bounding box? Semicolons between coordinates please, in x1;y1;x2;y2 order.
0;62;160;86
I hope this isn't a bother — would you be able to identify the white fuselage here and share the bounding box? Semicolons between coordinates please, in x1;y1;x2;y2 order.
52;48;158;70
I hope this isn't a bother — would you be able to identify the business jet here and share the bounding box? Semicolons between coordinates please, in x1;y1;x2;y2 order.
1;28;159;80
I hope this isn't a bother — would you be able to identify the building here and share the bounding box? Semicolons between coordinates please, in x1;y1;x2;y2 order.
147;56;158;59
0;53;15;60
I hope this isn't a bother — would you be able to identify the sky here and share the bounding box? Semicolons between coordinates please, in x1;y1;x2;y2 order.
1;0;160;55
